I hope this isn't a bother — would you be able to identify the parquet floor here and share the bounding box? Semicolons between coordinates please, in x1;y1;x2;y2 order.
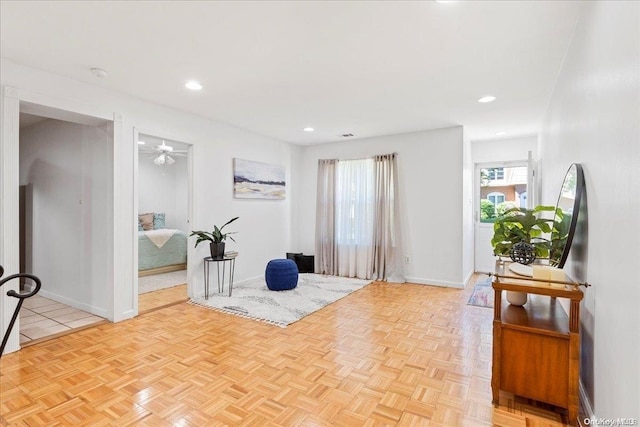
0;276;570;426
138;284;189;314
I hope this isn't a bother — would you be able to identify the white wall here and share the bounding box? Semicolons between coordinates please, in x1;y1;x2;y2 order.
19;118;112;316
471;135;537;165
298;126;469;287
461;129;473;283
138;149;188;231
1;58;297;338
539;1;639;419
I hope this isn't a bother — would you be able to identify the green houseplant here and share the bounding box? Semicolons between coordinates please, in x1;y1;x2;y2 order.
491;205;557;261
190;216;239;259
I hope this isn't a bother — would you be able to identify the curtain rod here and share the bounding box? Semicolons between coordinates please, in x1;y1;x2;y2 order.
319;152;398;162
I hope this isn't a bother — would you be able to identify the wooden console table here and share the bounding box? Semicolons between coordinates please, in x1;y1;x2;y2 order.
491;261;583;426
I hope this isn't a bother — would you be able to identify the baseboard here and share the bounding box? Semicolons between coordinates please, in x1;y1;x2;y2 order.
463;269;474;287
37;289;108;318
578;380;595;426
139;263;186;277
404;276;465;289
231;275;262;286
121;309;135;321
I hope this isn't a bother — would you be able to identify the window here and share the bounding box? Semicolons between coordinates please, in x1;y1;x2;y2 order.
335;158;374;245
487;168;504;180
487;192;505;206
519;191;527;208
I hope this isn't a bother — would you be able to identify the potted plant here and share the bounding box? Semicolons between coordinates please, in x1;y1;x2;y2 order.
491;205;559;306
491;205;557;263
190;217;239;259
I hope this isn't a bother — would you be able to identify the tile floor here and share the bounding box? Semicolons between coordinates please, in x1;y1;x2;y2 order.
20;295;105;344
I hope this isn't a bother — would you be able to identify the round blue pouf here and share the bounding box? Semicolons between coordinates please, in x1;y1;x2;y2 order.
265;259;298;291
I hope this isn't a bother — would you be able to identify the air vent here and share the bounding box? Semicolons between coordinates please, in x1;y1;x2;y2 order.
341;133;354;138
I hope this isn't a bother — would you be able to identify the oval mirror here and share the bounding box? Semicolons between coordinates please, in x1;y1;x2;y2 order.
550;163;585;268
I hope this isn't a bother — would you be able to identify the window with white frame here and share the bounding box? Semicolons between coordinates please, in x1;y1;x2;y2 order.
487;168;504;180
335;158;375;245
487;192;505;207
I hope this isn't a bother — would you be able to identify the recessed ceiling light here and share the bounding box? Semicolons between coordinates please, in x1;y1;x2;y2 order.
303;127;314;132
495;131;507;136
185;80;203;91
478;95;496;103
137;141;145;145
90;68;108;78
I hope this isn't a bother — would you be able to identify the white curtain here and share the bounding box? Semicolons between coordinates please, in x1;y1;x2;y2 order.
335;158;374;279
315;154;405;282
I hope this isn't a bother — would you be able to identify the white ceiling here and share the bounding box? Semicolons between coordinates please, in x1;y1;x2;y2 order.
0;1;583;145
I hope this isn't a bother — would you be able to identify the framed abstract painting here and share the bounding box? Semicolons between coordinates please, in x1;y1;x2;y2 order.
233;158;286;200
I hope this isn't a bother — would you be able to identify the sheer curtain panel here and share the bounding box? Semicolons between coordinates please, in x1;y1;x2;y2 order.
335;158;374;279
315;154;405;282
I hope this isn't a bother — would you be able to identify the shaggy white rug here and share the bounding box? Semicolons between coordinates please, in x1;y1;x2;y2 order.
189;273;371;327
138;270;187;294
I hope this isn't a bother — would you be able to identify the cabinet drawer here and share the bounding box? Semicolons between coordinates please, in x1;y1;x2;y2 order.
500;328;568;407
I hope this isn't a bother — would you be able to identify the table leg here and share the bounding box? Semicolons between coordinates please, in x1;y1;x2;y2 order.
216;262;221;293
222;261;227;295
204;260;209;300
229;259;235;297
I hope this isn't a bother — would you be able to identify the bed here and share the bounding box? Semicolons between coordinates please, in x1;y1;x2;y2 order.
138;213;188;276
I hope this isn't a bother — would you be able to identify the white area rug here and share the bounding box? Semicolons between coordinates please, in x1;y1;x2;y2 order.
139;270;187;294
189;273;371;327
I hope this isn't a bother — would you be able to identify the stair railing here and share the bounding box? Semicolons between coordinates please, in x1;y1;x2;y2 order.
0;265;42;356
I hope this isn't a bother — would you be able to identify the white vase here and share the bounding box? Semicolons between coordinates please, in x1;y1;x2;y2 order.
506;291;528;306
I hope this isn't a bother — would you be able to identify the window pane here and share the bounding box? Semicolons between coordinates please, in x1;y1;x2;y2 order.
336;158;374;244
480;166;528;223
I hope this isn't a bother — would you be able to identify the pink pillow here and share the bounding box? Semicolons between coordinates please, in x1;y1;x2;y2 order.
139;212;154;231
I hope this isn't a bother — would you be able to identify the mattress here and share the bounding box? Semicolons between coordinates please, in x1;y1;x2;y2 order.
138;229;187;271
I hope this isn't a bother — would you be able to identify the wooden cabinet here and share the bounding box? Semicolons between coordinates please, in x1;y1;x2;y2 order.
492;262;583;426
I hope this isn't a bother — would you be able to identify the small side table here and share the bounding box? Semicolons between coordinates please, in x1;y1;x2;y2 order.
203;254;237;298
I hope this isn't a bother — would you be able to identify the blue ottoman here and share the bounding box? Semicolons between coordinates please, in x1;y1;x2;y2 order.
265;259;298;291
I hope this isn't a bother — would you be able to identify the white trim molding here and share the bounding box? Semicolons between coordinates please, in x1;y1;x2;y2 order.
578;380;595;426
1;85;123;353
112;112;131;322
405;276;466;289
0;86;21;354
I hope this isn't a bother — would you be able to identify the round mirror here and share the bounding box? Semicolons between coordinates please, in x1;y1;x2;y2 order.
550;163;585;268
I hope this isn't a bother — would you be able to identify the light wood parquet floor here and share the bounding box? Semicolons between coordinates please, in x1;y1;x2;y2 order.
138;284;189;314
0;276;570;426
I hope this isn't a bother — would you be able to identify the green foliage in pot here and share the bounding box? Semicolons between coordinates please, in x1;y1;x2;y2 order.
491;206;556;258
190;216;239;247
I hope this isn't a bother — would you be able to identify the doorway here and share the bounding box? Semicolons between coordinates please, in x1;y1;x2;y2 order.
474;162;532;273
18;109;111;343
135;132;192;313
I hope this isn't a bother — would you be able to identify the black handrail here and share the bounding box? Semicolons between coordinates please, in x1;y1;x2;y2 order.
0;265;42;356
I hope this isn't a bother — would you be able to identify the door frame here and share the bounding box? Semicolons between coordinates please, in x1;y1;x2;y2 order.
473;159;533;272
1;85;122;354
132;128;196;314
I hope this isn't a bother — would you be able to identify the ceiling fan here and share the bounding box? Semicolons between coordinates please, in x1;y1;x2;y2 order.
139;140;187;166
